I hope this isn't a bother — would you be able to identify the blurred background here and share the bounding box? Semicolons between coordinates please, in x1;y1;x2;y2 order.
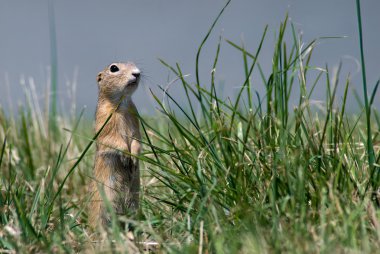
0;0;379;116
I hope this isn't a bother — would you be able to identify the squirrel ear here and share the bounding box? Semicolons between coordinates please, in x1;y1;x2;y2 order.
97;73;102;83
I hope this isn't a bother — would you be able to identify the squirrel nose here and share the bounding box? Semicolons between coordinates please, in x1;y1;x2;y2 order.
132;70;140;79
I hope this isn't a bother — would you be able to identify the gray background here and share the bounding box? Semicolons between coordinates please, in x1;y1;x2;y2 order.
0;0;379;116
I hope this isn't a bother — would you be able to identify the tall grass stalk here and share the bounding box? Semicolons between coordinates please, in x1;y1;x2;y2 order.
48;0;58;133
355;0;378;190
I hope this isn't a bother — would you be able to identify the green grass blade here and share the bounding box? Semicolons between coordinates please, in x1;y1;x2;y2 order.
355;0;376;186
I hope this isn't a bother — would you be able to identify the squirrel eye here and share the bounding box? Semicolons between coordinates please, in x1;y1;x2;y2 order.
110;65;119;73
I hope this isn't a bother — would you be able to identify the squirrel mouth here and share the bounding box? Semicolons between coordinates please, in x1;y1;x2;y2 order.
128;81;138;86
127;79;139;86
128;75;140;85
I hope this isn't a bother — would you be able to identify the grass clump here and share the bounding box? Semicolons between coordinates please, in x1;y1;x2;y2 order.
139;11;380;254
1;1;380;253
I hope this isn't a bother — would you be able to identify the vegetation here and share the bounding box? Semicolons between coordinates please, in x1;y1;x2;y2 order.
0;1;379;253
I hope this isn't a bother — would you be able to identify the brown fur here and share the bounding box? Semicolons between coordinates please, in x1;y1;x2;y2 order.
88;62;141;228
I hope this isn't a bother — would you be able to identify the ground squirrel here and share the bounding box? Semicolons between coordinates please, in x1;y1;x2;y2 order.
88;62;141;228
